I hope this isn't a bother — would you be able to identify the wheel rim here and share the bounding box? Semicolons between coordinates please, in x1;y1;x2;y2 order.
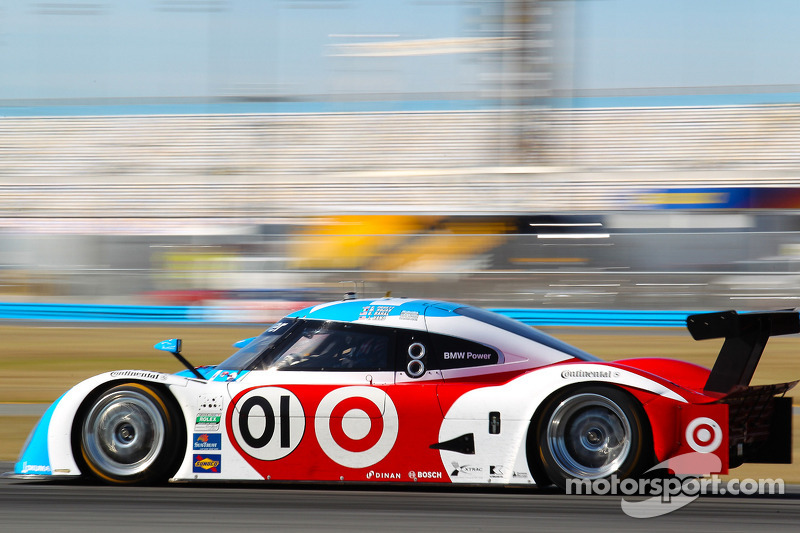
546;393;631;479
82;389;166;478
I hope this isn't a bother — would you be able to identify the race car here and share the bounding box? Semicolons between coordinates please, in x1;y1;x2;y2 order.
7;296;797;488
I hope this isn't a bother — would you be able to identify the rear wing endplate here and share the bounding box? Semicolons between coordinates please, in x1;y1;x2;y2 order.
686;310;800;393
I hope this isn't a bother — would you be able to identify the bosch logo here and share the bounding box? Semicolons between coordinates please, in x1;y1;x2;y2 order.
411;471;443;480
685;416;723;453
315;386;398;469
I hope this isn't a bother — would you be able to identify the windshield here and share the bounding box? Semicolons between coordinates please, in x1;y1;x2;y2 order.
216;319;296;370
454;306;601;362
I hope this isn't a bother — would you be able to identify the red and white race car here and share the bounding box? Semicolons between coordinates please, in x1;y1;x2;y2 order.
7;296;796;488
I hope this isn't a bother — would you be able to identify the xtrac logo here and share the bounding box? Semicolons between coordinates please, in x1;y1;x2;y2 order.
450;462;482;477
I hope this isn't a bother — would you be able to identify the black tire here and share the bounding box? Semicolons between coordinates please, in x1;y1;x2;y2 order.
531;385;652;490
73;382;185;485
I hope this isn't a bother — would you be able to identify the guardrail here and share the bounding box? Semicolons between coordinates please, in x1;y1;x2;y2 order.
0;302;204;323
0;302;693;328
494;308;692;328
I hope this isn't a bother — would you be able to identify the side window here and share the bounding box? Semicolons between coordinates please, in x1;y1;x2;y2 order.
429;333;499;369
271;321;393;371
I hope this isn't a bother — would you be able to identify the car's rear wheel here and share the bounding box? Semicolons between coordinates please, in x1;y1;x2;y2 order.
533;385;651;489
74;383;184;485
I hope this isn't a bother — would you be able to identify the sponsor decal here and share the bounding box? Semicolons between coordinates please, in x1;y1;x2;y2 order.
195;413;222;431
560;369;620;379
315;386;398;469
211;370;248;382
399;311;419;321
443;351;493;360
489;465;505;478
438;341;498;368
409;470;443;480
193;454;221;473
450;462;482;477
20;462;52;474
193;433;222;451
267;322;290;333
195;395;224;430
684;417;723;454
198;395;224;411
109;370;165;381
512;470;529;479
366;470;401;480
359;305;394;321
231;387;305;461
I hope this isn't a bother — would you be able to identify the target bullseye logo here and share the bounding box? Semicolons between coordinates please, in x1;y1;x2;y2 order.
315;386;398;468
685;416;722;453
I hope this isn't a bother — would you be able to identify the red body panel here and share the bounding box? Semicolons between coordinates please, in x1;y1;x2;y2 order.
226;384;452;483
615;358;713;393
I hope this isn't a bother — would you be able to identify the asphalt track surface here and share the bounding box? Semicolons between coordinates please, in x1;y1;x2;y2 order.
1;463;799;533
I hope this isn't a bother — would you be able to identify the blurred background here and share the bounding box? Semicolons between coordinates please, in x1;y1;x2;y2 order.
3;0;800;319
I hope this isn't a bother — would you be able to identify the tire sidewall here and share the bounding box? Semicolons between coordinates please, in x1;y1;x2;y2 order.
72;382;185;485
534;384;651;490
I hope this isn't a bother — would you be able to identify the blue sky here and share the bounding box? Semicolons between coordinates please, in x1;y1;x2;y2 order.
571;0;800;90
2;0;800;100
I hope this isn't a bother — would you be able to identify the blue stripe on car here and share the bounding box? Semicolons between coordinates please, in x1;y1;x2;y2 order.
14;393;66;475
288;299;461;322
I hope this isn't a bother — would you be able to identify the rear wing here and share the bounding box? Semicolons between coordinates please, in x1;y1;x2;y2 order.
686;310;800;393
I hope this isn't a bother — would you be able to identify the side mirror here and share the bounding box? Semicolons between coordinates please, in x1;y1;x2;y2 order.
233;337;256;349
154;338;182;354
154;338;205;380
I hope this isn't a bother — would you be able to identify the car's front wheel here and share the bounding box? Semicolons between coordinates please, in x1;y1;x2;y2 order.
74;383;184;485
533;385;652;489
